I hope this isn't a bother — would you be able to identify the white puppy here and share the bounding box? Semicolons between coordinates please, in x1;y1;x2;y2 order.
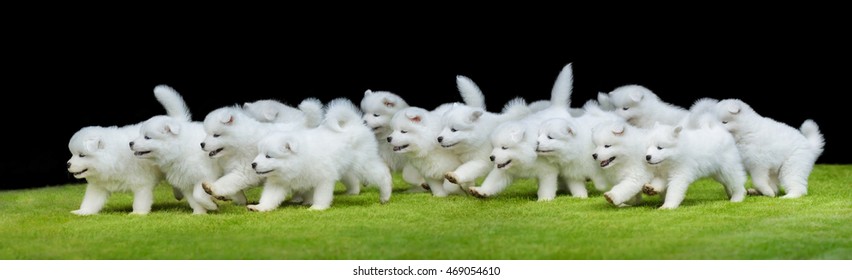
243;98;324;127
438;75;530;188
713;99;824;198
535;101;620;198
130;85;237;214
591;121;655;207
644;105;747;209
388;106;464;197
249;98;392;211
604;85;688;128
200;99;323;201
468;63;575;201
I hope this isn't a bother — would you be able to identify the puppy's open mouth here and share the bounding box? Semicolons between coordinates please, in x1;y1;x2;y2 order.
497;160;512;169
372;126;382;132
70;169;88;177
600;157;616;168
441;142;458;148
209;148;224;157
392;144;409;152
255;169;274;175
536;148;554;153
134;151;151;156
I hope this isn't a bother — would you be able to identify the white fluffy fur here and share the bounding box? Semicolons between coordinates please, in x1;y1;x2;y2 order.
468;63;575;201
243;98;324;127
713;99;824;198
360;90;426;191
438;75;530;188
605;85;688;128
250;99;392;211
591;121;656;207
644;120;747;209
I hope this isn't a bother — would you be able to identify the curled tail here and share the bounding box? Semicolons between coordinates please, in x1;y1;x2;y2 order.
497;97;530;122
800;120;825;155
549;63;573;108
456;75;486;109
298;98;324;128
323;98;362;133
153;85;191;122
685;98;719;129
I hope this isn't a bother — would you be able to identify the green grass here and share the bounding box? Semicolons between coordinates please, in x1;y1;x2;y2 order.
1;165;850;260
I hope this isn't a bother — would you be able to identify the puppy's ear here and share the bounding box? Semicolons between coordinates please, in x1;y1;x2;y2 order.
509;127;525;143
382;97;396;108
611;124;625;136
726;103;741;114
84;138;104;153
164;122;181;135
220;113;234;125
263;109;278;122
673;126;683;138
629;91;643;102
405;111;422;123
364;89;373;96
469;110;484;123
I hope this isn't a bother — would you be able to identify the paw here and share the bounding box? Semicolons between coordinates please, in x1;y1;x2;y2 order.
201;182;229;201
444;172;460;184
659;204;678;210
746;189;761;196
246;204;261;212
572;194;589;199
420;183;431;191
345;190;360;195
192;210;208;215
781;193;805;199
70;209;95;216
468;187;488;199
603;192;616;205
129;211;149;216
537;196;555;202
642;184;659;196
309;205;329;211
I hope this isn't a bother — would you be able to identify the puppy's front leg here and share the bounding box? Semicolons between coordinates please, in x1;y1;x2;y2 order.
660;174;694;209
130;186;155;215
72;185;110;215
446;159;491;185
247;184;288;212
536;169;559;201
566;178;589;199
309;180;336;210
469;168;511;198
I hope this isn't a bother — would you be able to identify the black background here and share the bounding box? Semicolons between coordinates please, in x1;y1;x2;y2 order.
3;16;847;190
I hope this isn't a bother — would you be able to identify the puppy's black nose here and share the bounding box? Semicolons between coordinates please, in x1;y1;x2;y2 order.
66;161;71;168
592;153;598;160
437;136;443;143
251;162;257;169
200;142;206;149
646;155;651;161
129;142;134;148
386;137;392;143
489;155;495;162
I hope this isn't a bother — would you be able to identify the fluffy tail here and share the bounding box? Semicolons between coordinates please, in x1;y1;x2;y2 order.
685;98;719;129
800;120;825;155
323;98;362;133
456;75;486;109
549;63;573;108
497;98;530;122
153;85;191;122
298;98;324;128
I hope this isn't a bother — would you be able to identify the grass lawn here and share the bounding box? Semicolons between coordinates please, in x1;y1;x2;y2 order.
1;165;849;260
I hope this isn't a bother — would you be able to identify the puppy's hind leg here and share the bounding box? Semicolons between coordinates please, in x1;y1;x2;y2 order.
779;151;815;199
401;164;428;192
714;166;747;203
130;185;155;215
72;185;110;215
363;161;392;204
183;189;208;215
748;168;776;197
193;183;219;211
342;172;361;195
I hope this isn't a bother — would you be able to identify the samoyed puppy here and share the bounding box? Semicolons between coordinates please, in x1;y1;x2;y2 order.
129;85;241;214
243;98;324;127
467;63;575;201
713;99;824;198
387;106;464;197
591;121;656;207
535;101;620;198
200;100;323;202
644;102;747;209
604;85;688;128
249;98;392;211
438;75;530;188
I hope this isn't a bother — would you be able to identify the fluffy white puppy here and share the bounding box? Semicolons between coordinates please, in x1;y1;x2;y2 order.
644;103;747;209
200;99;324;201
604;85;688;128
243;98;323;127
535;101;620;198
713;99;824;198
467;63;575;201
130;85;236;214
387;106;464;197
438;75;530;188
249;98;392;211
591;121;655;207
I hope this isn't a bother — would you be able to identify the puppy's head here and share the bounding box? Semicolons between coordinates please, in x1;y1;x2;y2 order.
490;122;535;169
714;99;753;134
591;121;631;169
202;107;250;158
388;107;433;155
131;116;183;160
243;99;288;123
536;118;578;157
607;85;657;125
645;123;681;166
252;132;299;177
361;90;409;136
437;105;485;149
67;127;114;179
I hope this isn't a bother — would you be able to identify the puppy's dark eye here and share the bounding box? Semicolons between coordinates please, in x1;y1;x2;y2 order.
622;107;629;111
144;135;151;140
501;146;508;150
547;135;553;140
604;145;611;148
400;130;408;134
722;121;728;124
213;134;221;138
450;128;458;132
373;114;380;117
657;146;663;150
78;154;86;158
265;154;271;159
